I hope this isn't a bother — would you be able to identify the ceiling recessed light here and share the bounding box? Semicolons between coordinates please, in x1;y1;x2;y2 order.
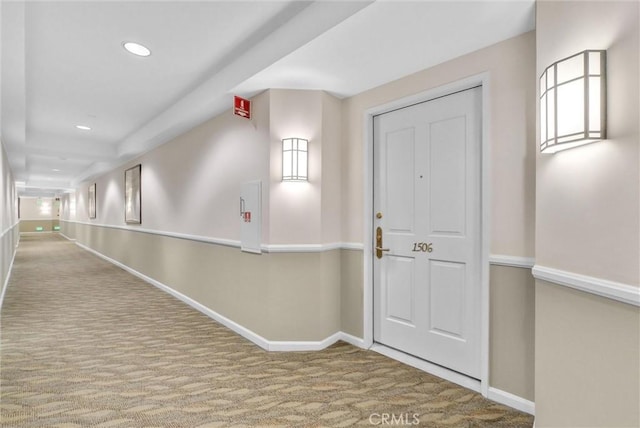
76;125;91;131
123;41;151;57
52;169;61;172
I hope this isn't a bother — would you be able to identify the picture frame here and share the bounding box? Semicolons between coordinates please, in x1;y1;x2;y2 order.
124;164;142;224
88;183;96;219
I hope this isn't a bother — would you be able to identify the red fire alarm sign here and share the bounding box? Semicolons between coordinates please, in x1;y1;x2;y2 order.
234;96;251;119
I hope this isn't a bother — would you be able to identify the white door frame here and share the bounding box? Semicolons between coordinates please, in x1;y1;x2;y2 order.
362;73;491;397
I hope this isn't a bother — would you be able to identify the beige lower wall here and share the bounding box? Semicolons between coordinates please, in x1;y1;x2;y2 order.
61;221;536;405
1;224;20;298
489;265;535;401
341;249;364;338
535;280;640;427
268;250;341;341
69;222;346;342
20;220;57;233
60;221;77;240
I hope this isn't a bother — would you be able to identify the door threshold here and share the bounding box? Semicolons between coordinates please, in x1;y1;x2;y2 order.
370;343;481;393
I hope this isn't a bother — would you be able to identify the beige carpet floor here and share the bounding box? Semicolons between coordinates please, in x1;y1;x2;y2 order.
0;234;534;427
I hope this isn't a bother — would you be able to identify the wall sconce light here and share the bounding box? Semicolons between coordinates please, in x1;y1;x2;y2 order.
540;50;606;153
282;138;308;181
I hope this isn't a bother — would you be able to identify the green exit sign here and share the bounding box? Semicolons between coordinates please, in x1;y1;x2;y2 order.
36;226;44;231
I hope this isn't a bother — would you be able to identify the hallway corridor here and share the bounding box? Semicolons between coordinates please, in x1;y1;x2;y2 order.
0;235;533;427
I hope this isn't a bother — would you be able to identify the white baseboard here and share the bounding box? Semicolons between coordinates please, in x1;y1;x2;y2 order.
489;254;535;269
20;231;55;235
487;386;535;415
268;332;367;351
58;232;76;242
73;241;367;353
339;331;367;348
74;241;275;350
268;332;344;352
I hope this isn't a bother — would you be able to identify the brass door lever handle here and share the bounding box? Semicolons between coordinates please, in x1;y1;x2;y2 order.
375;227;389;259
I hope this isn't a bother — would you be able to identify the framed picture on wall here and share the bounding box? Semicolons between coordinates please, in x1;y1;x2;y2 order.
88;183;96;219
124;164;142;224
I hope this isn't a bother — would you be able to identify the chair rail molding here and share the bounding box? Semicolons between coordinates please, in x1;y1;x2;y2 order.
62;220;363;253
532;265;640;307
489;254;535;269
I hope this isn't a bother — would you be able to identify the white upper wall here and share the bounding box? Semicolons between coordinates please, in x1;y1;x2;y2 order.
342;32;536;257
67;91;271;244
62;89;345;247
536;0;639;285
269;90;323;245
70;32;535;254
1;142;17;231
18;196;57;221
321;92;343;245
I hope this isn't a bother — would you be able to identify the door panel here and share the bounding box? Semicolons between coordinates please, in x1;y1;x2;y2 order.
428;117;467;236
386;128;416;233
385;255;415;326
373;86;481;379
429;259;465;339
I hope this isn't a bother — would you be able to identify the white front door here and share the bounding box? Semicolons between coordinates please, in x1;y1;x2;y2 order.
373;86;482;378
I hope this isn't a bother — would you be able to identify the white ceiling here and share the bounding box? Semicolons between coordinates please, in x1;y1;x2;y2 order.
1;0;535;197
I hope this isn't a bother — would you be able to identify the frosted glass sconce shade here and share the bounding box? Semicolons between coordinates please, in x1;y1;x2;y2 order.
540;50;606;153
282;138;308;181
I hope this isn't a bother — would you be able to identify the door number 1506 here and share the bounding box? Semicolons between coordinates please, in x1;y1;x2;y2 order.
412;242;433;253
